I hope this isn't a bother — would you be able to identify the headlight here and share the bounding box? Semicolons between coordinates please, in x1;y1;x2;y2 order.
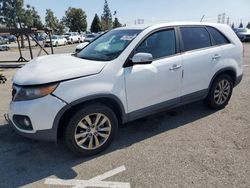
12;83;58;101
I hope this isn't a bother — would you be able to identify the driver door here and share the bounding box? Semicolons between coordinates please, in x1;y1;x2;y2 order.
124;28;183;116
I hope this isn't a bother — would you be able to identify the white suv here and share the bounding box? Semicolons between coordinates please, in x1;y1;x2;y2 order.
8;22;243;156
64;32;81;44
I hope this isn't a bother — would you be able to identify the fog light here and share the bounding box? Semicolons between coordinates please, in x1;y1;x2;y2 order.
23;118;31;127
13;115;33;130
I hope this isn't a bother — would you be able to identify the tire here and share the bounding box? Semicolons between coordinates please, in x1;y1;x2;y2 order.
204;74;233;109
64;103;118;156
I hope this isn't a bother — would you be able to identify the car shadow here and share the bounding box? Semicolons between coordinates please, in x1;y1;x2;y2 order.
0;101;216;187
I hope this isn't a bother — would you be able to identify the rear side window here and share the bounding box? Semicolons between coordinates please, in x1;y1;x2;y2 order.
180;27;211;52
206;26;230;45
135;29;176;59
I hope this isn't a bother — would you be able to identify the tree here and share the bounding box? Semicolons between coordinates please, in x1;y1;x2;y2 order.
0;1;43;29
113;17;122;28
239;21;243;28
0;0;25;28
57;21;65;35
24;5;43;29
45;9;60;31
101;0;112;31
246;22;250;29
231;23;235;29
90;14;102;33
0;0;27;47
63;7;87;32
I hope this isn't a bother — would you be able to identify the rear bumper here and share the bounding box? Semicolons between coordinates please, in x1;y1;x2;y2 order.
235;74;243;87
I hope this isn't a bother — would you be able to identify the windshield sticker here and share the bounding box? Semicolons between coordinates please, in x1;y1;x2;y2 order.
120;34;137;41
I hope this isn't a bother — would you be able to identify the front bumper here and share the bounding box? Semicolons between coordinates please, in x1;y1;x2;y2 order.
6;114;58;141
8;94;66;141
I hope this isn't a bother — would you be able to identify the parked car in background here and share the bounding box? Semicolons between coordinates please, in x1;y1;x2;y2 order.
45;35;67;47
235;28;250;42
79;32;86;42
35;32;48;41
64;32;81;44
0;45;10;51
0;36;9;44
84;33;99;42
1;35;16;43
75;42;89;53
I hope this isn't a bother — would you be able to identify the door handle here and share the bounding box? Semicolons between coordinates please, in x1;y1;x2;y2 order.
169;64;182;71
212;54;221;60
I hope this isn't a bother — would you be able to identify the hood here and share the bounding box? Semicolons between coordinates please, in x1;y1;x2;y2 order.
13;54;107;86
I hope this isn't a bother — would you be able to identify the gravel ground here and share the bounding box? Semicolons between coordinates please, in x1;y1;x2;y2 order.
0;44;249;188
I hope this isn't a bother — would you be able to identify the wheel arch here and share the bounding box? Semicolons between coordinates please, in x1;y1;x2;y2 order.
209;67;237;91
53;94;127;140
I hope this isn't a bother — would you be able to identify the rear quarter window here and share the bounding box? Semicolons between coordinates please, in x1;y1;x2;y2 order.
180;27;211;52
206;26;230;45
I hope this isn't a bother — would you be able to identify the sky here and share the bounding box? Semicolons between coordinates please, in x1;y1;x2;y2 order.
24;0;250;29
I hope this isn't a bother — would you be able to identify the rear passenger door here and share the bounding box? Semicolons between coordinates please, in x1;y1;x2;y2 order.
179;26;222;100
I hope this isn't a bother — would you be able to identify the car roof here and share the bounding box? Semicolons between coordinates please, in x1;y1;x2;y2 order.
114;22;228;31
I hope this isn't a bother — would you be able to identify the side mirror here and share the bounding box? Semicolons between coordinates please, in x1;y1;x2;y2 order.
131;53;153;64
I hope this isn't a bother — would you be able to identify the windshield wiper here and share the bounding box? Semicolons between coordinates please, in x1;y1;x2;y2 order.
79;56;110;61
71;53;77;57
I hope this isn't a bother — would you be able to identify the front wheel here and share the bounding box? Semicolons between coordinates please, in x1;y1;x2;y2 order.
204;74;233;109
64;103;118;156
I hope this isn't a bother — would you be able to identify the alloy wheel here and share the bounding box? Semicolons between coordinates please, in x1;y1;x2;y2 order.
214;79;231;105
74;113;112;150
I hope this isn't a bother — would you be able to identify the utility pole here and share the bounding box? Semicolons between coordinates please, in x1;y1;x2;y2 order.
200;15;205;22
226;17;230;25
217;14;221;23
135;19;144;25
221;13;226;24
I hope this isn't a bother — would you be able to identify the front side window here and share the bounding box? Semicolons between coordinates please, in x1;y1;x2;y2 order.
135;29;176;59
77;29;141;61
180;27;211;52
206;26;230;45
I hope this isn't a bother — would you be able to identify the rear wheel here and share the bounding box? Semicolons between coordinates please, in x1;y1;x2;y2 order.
204;74;233;109
64;103;118;156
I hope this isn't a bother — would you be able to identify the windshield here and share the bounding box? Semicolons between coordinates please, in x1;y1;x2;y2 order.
51;35;58;39
77;29;142;61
